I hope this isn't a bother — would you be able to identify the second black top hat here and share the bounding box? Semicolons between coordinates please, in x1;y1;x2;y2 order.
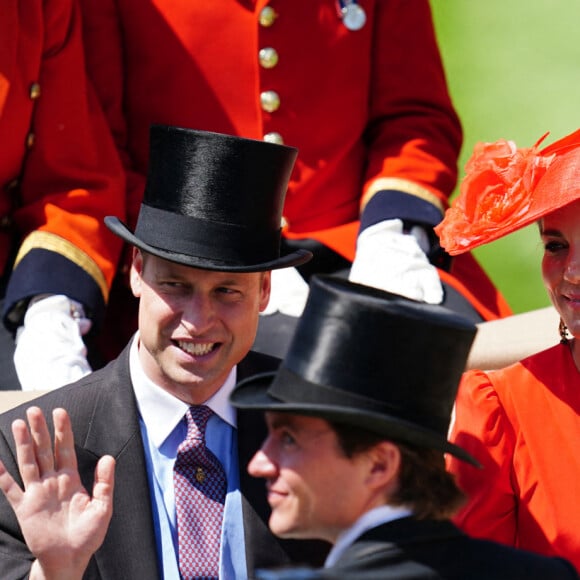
231;275;479;466
106;125;312;271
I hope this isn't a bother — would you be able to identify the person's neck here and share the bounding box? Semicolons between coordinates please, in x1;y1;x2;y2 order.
568;338;580;372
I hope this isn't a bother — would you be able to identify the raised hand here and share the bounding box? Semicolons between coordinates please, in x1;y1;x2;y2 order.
0;407;115;580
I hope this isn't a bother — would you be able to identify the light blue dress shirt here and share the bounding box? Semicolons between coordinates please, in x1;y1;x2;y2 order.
130;335;248;579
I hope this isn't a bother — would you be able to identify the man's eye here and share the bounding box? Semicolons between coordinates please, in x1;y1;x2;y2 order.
281;432;296;445
544;240;567;253
216;287;242;298
158;280;188;291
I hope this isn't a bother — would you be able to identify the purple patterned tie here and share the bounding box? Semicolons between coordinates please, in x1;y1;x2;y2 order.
174;405;227;579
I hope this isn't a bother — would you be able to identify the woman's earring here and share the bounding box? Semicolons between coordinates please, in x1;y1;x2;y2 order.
559;318;570;344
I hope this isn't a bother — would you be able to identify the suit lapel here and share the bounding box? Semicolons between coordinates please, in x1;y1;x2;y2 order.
75;347;161;579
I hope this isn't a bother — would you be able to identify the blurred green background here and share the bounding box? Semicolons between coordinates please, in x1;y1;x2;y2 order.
430;1;580;313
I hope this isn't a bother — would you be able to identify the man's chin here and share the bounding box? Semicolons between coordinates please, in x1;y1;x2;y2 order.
269;519;315;541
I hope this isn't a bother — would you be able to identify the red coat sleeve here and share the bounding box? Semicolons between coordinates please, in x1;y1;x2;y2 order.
1;0;125;329
361;0;462;229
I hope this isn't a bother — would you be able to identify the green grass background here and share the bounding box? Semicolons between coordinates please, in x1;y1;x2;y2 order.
430;1;580;313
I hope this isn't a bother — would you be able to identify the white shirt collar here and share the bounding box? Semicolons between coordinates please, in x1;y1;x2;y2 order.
324;505;413;567
129;332;237;448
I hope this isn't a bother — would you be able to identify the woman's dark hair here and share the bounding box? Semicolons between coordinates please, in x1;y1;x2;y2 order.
329;421;466;520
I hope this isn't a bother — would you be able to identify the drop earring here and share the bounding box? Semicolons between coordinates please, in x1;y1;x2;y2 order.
559;318;570;345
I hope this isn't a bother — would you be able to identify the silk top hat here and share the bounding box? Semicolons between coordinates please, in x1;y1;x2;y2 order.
435;128;580;255
231;275;479;466
105;125;312;271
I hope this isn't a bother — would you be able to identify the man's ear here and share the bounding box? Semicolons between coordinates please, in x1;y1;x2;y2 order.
259;271;272;312
366;441;401;494
130;248;144;298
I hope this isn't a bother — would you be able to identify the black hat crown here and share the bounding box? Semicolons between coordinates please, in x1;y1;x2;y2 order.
231;275;478;465
106;125;311;271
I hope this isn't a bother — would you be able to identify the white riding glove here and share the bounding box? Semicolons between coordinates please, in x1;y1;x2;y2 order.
349;218;443;304
261;266;310;318
14;294;93;391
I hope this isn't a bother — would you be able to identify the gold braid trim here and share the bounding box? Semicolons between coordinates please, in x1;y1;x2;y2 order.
361;178;445;215
14;231;108;301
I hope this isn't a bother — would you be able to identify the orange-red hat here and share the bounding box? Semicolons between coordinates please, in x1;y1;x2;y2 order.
435;128;580;255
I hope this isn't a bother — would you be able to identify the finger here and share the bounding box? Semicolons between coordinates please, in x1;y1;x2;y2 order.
26;407;55;476
12;418;41;486
92;456;115;513
53;408;78;473
0;459;24;507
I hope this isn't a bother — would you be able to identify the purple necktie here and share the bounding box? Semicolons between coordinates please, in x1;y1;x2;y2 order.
174;405;227;579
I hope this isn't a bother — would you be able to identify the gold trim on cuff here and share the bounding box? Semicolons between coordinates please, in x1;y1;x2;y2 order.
362;178;445;215
14;231;108;301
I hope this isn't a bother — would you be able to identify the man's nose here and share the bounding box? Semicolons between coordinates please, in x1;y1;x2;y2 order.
248;448;277;479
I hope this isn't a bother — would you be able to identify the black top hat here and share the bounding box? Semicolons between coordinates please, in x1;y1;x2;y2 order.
231;276;479;466
106;125;312;271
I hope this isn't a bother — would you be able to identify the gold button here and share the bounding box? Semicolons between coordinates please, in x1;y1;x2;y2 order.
4;178;19;192
259;47;279;69
259;6;277;27
29;82;41;100
26;133;35;148
0;215;13;229
260;90;280;113
263;132;284;145
281;216;289;228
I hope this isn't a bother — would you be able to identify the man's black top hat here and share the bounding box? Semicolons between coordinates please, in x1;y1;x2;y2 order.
106;125;312;271
231;275;479;466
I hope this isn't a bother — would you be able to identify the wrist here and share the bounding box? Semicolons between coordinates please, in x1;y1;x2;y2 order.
24;294;92;336
30;557;90;580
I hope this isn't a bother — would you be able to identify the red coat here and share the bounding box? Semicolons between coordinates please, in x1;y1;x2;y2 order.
448;344;580;570
81;0;510;320
0;0;125;327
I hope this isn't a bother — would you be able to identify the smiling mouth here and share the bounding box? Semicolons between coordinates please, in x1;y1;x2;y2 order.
175;341;217;356
266;485;286;501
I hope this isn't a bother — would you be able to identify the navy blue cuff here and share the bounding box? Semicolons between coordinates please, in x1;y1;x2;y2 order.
3;249;106;331
359;189;452;272
360;189;444;232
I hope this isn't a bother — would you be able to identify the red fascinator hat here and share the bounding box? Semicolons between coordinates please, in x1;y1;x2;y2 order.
435;128;580;255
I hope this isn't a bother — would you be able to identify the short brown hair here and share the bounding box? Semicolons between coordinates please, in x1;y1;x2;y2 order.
330;421;465;520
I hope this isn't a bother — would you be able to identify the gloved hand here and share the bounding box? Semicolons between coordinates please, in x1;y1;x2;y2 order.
14;294;93;391
261;266;309;318
349;218;443;304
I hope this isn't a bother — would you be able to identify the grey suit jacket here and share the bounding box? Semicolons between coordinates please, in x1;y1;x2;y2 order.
0;345;328;579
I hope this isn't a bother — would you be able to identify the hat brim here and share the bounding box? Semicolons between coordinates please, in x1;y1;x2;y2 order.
439;146;580;255
443;199;562;256
231;372;480;467
105;216;312;272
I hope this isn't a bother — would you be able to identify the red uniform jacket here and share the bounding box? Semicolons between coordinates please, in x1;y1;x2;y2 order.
0;0;125;328
80;0;510;321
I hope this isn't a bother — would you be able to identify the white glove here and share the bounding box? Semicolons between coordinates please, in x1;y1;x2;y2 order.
261;267;310;318
14;294;93;391
349;218;443;304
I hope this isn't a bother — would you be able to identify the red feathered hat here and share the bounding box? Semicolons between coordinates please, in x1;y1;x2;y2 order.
435;128;580;255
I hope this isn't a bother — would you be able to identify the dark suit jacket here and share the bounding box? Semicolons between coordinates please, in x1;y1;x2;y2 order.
0;345;329;579
255;517;579;580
